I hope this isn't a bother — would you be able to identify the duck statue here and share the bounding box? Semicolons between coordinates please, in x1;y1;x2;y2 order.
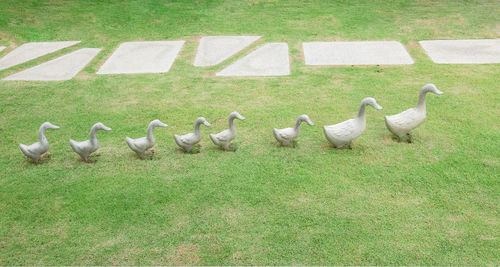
126;119;168;158
174;117;211;152
385;84;443;142
324;97;382;148
273;114;314;147
210;111;245;150
69;122;111;162
19;122;60;163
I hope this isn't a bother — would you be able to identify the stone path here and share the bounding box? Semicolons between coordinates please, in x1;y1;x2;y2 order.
216;43;290;76
419;39;500;64
1;38;499;81
97;41;184;74
303;41;414;65
3;48;101;81
194;36;261;66
0;41;80;71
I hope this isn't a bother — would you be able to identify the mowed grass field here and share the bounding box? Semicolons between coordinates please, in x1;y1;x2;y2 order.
0;0;499;265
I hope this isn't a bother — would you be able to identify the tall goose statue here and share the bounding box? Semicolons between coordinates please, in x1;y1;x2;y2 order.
273;114;314;147
385;83;443;142
174;117;211;152
69;122;111;162
19;122;60;163
126;119;168;158
210;111;245;150
324;97;382;149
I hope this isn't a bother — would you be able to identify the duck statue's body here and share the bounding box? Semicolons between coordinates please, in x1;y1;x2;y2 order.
19;122;60;163
69;122;111;162
174;117;211;152
324;97;382;148
126;119;167;158
210;111;245;150
385;84;443;142
273;114;314;146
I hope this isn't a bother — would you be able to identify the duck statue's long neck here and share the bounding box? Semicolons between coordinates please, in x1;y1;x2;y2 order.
90;126;99;145
294;118;303;134
194;120;203;137
147;122;156;142
356;102;367;125
38;125;48;145
228;115;237;133
417;89;428;111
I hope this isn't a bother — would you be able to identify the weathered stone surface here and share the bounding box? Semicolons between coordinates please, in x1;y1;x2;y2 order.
3;48;101;81
0;41;80;71
419;39;500;64
194;36;261;66
97;41;185;74
303;41;414;65
216;43;290;76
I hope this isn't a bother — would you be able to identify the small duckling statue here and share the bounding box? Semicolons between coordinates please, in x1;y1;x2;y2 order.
210;111;245;150
273;114;314;147
324;97;382;149
126;119;168;158
174;117;211;152
385;84;443;142
19;122;60;163
69;122;111;162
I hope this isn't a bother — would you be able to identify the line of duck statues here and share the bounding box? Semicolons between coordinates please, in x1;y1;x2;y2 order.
19;84;443;163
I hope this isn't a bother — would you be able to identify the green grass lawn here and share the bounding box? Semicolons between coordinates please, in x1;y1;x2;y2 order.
0;0;499;265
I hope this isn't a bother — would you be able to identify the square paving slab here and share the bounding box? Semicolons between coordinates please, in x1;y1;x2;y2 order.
419;39;500;64
194;36;261;66
216;43;290;76
97;41;185;74
0;41;80;71
3;48;101;81
303;41;414;65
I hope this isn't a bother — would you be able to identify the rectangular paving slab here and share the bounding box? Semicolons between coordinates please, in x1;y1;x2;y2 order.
303;41;414;65
216;43;290;76
97;41;185;74
419;39;500;64
3;48;101;81
194;36;261;66
0;41;80;71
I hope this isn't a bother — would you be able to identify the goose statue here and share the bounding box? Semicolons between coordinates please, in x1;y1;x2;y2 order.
210;111;245;150
126;119;168;158
69;122;111;162
19;122;60;163
273;114;314;147
324;97;382;149
174;117;211;152
385;84;443;142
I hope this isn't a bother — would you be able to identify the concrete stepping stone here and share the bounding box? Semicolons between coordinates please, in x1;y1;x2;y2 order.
194;36;261;66
0;46;5;52
419;39;500;64
3;48;101;81
216;43;290;76
0;41;80;71
303;41;414;65
97;41;185;74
